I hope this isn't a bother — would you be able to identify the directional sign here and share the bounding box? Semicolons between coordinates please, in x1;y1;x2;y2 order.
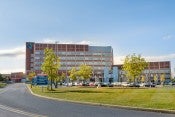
32;75;48;85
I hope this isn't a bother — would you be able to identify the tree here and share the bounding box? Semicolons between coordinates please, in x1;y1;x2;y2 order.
160;73;165;85
141;75;146;83
77;64;93;81
28;71;36;81
54;72;66;87
171;77;175;83
153;74;157;84
69;67;78;81
27;71;36;88
122;53;148;83
41;48;60;90
0;74;5;82
60;73;66;83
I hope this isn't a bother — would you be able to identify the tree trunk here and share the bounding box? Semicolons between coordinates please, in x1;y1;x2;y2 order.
55;81;58;88
53;81;58;88
50;77;53;90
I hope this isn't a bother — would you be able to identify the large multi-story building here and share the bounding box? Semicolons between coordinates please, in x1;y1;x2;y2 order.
26;42;113;81
114;61;171;83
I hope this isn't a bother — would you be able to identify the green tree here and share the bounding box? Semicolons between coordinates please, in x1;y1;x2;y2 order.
55;72;66;87
27;71;36;88
122;53;148;83
153;74;157;83
171;77;175;83
41;48;60;90
60;73;66;83
160;73;165;85
69;67;78;81
78;64;93;81
141;75;146;83
0;74;5;82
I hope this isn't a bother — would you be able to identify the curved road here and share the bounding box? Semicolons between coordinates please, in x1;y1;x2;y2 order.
0;83;174;117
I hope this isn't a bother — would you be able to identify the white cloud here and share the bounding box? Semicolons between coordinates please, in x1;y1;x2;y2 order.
0;56;25;74
0;46;25;74
0;68;25;74
144;54;175;62
42;38;57;43
0;46;25;57
114;56;125;64
162;34;175;40
39;38;93;45
77;40;92;45
114;54;175;65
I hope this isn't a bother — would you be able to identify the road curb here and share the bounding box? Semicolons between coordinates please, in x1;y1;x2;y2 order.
26;85;175;114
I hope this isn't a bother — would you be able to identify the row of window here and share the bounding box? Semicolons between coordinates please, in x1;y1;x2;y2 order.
34;66;106;71
143;69;171;74
34;61;112;66
34;51;112;56
59;67;105;70
34;56;112;61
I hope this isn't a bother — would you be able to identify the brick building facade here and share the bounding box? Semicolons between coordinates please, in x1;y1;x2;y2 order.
26;42;113;81
10;72;24;82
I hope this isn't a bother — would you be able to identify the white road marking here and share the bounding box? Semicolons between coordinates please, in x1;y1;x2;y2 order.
0;89;8;94
0;104;47;117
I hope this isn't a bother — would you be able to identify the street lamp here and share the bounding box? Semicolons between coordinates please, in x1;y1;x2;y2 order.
55;41;59;75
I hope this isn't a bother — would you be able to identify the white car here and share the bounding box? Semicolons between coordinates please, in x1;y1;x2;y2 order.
121;82;130;87
111;82;122;86
139;83;146;87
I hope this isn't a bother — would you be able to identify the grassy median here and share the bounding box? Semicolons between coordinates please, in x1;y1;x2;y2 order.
0;82;7;88
30;86;175;110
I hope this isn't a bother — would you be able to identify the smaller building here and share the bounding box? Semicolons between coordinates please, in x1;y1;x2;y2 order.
11;72;24;82
103;67;119;83
113;61;171;83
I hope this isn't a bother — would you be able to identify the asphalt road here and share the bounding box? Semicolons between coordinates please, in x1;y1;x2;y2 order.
0;83;174;117
0;108;30;117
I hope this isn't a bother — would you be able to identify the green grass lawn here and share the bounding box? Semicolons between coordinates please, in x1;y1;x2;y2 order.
0;82;7;88
30;86;175;110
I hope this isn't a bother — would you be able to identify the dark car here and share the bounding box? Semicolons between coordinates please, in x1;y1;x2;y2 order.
145;83;156;87
100;82;109;87
172;82;175;86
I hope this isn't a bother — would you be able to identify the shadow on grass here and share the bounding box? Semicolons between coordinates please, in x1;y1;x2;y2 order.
44;90;111;94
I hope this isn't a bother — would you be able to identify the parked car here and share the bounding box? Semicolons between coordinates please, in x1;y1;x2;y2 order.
72;82;78;86
128;83;140;87
139;83;146;87
79;82;89;86
145;82;156;87
121;82;130;87
89;82;95;86
62;82;72;86
100;82;109;87
94;82;100;86
172;83;175;86
111;82;122;87
108;83;114;87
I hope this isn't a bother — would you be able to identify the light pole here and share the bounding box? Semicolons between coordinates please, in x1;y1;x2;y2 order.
55;41;59;75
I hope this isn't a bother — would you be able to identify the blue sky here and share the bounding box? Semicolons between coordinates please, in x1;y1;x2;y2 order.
0;0;175;74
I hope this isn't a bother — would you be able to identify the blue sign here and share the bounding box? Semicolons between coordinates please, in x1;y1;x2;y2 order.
27;43;33;50
32;75;48;85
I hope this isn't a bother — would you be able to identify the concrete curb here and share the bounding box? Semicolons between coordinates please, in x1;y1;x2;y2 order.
26;85;175;114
